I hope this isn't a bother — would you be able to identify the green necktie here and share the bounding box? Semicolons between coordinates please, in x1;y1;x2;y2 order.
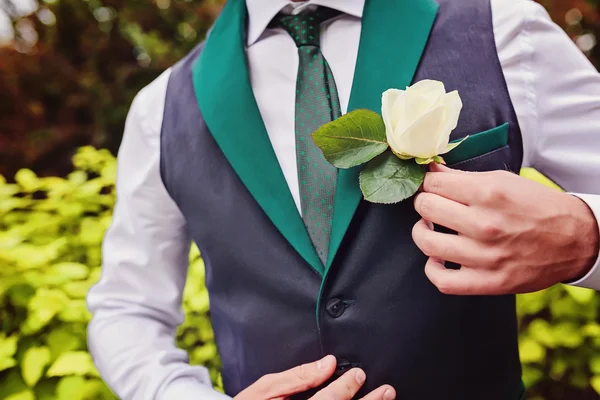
276;7;342;266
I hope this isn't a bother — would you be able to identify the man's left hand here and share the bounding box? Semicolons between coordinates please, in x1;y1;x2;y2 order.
412;163;599;295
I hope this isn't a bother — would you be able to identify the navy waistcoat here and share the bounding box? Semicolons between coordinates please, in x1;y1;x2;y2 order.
159;0;525;398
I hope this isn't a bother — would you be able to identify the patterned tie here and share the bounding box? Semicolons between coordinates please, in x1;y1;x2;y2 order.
275;7;342;266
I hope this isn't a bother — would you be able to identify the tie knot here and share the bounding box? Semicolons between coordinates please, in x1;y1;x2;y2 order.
275;7;341;47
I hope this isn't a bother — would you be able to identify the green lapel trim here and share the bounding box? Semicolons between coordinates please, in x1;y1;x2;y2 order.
191;0;323;275
445;122;509;165
325;0;440;271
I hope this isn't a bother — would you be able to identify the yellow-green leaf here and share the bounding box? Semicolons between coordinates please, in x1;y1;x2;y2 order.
0;335;18;358
564;285;595;304
591;376;600;395
520;168;562;190
528;319;556;348
47;351;96;377
49;262;89;281
15;169;39;192
519;337;546;363
584;323;600;337
47;328;82;360
553;322;584;348
58;300;91;322
21;346;51;387
56;376;86;400
0;356;17;372
5;390;35;400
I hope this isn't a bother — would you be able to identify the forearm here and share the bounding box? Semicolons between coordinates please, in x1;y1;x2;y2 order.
87;305;226;400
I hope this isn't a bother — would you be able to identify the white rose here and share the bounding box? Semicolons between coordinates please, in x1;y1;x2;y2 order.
382;80;463;162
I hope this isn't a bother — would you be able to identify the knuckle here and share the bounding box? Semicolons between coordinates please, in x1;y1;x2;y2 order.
291;364;313;392
478;219;504;240
484;247;509;268
257;373;274;385
494;271;513;293
294;364;310;382
418;234;437;256
415;194;434;218
481;183;506;205
425;174;443;194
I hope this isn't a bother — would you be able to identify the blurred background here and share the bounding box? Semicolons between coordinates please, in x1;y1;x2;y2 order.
0;0;599;399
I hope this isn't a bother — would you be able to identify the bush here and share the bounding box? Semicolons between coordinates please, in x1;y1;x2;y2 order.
0;147;599;399
0;147;220;399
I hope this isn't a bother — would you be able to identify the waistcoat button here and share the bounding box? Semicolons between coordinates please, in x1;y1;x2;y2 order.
325;297;346;318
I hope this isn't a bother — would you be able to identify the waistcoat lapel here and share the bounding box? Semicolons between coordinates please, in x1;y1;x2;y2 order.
326;0;440;271
191;0;323;275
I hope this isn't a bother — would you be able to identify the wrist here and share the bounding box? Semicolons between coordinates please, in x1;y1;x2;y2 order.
567;194;600;281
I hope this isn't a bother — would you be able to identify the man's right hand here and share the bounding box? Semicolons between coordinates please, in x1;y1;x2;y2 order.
233;355;396;400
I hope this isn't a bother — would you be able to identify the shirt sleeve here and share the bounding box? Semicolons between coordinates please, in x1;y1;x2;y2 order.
493;0;600;289
86;69;231;400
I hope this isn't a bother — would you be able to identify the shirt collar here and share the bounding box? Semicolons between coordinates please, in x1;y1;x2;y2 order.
246;0;365;46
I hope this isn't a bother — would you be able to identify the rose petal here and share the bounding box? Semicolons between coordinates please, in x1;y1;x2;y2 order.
382;89;405;141
440;135;469;155
435;91;463;153
391;105;448;158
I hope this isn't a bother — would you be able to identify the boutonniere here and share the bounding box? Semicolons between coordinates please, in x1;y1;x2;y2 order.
312;79;467;204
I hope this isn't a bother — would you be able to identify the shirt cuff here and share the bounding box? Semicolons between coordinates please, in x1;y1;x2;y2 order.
160;378;232;400
565;193;600;290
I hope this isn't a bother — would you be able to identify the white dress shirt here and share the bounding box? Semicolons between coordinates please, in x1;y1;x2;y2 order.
86;0;600;398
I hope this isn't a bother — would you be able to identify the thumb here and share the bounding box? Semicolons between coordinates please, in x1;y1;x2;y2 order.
254;355;337;398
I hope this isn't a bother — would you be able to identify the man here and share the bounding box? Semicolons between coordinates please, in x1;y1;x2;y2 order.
86;0;600;398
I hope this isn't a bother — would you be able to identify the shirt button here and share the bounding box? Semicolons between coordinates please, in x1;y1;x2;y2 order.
325;297;346;318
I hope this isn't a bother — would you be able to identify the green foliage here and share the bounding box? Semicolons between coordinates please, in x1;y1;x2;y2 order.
1;156;600;399
358;151;425;204
312;109;389;169
0;147;221;399
2;149;600;399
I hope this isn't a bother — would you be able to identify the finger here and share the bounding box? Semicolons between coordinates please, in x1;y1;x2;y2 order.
422;170;479;205
424;257;505;295
429;162;464;173
311;368;366;400
412;219;492;267
256;355;336;398
414;192;482;238
360;385;396;400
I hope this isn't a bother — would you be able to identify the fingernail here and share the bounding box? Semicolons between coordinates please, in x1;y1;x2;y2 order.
384;389;396;400
317;355;332;369
355;369;366;385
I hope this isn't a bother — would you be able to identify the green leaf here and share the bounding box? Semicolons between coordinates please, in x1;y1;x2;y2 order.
46;351;96;377
519;337;546;363
56;376;86;400
58;300;92;323
359;152;425;204
415;155;445;165
48;262;89;284
592;376;600;395
527;319;556;348
0;370;28;399
47;328;83;360
0;335;19;358
5;390;35;400
552;322;584;348
583;323;600;337
0;356;17;372
21;346;51;387
563;285;595;304
312;109;389;169
15;169;40;192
